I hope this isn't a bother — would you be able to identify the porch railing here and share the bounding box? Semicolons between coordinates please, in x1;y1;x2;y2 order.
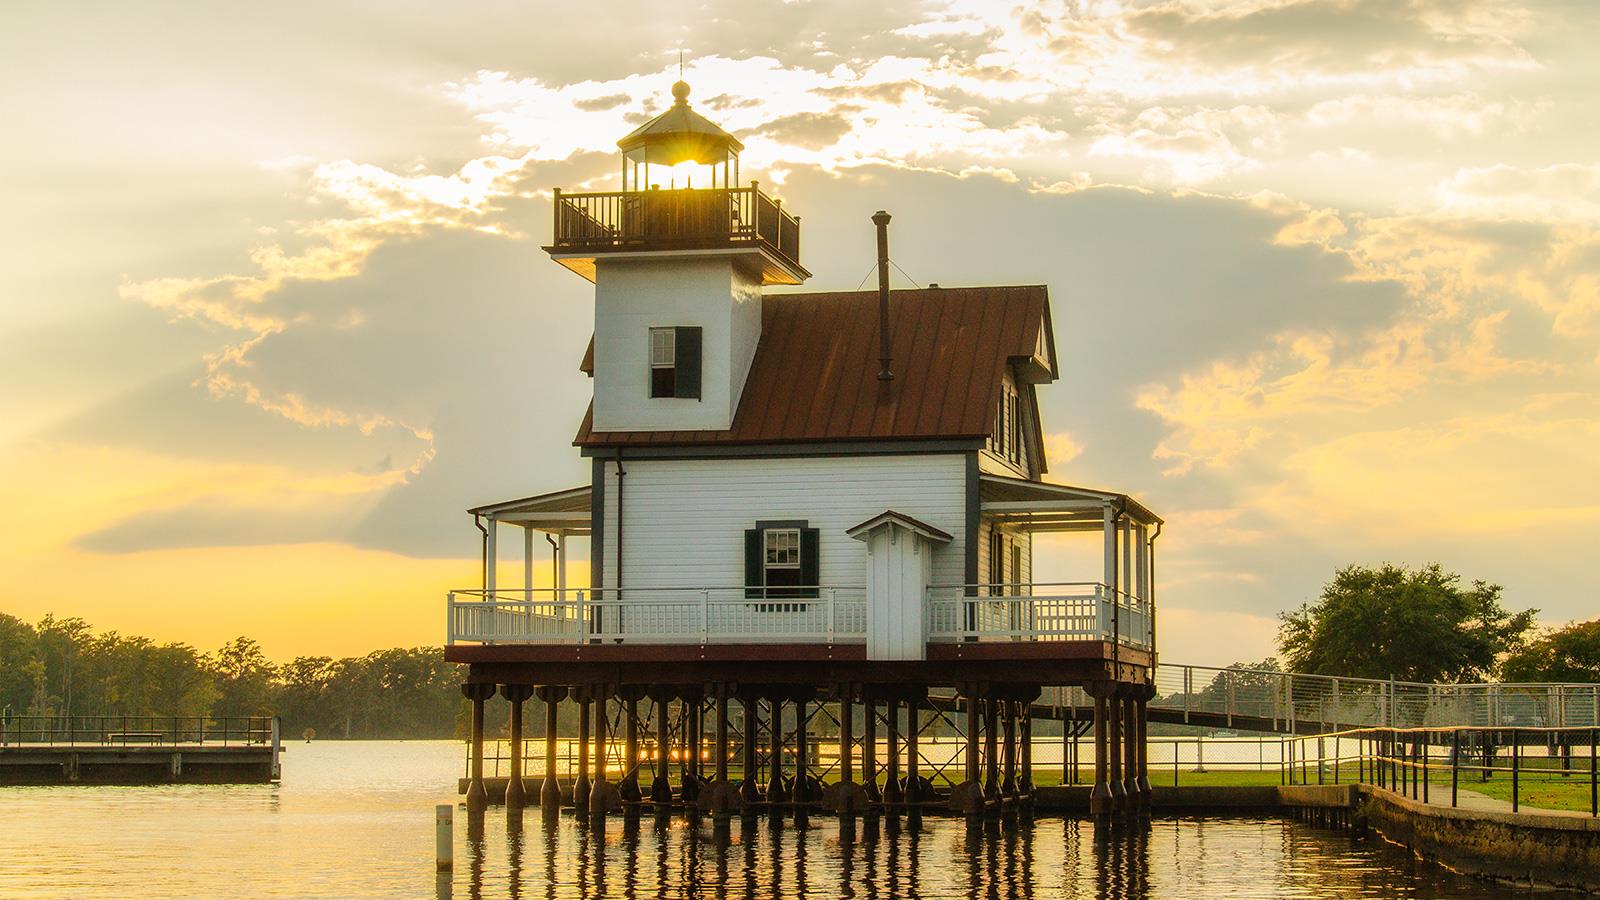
550;185;801;269
448;587;864;645
449;582;1152;649
925;583;1152;650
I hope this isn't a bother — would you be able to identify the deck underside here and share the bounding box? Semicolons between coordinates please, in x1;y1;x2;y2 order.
448;640;1152;687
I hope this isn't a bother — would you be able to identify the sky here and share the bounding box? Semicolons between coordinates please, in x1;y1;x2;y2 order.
2;0;1597;667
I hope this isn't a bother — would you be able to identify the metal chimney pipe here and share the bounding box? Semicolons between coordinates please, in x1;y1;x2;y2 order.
873;210;894;381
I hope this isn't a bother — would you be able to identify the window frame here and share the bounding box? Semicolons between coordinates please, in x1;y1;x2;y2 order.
649;327;677;398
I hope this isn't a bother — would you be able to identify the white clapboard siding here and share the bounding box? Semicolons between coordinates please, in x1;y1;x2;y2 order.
600;454;966;597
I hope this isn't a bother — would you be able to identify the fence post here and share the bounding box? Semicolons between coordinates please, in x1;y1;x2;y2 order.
1512;733;1520;813
701;588;711;644
1591;727;1597;818
1421;734;1428;803
826;588;836;644
270;716;282;781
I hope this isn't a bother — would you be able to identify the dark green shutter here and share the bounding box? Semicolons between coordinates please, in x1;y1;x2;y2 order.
800;527;819;599
674;327;702;399
744;528;764;598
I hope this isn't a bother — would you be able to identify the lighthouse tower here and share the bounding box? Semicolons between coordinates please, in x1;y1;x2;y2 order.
545;80;809;433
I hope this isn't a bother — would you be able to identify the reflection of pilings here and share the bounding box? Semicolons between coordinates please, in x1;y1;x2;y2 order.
461;682;496;812
500;683;534;809
536;685;566;812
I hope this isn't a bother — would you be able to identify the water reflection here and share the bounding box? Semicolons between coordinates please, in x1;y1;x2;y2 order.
447;810;1556;900
0;740;1542;899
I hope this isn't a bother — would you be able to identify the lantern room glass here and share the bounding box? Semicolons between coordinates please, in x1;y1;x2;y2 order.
622;147;739;192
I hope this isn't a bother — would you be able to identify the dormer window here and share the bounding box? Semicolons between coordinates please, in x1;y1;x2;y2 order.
648;326;702;399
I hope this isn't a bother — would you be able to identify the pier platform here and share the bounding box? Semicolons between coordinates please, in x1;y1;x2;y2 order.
0;715;282;786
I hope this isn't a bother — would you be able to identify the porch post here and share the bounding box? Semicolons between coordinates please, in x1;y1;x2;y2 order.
485;518;498;596
523;526;534;599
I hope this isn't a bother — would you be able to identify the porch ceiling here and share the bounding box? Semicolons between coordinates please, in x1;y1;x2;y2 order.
980;473;1161;531
468;484;592;535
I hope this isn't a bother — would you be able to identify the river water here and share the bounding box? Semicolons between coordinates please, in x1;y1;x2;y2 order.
0;741;1554;897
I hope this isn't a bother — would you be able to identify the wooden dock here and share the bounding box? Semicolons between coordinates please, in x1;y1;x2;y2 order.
0;715;282;785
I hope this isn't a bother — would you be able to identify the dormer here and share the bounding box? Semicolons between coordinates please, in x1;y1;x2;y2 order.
544;80;809;433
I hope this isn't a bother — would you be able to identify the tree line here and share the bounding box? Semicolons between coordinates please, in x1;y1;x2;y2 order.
2;563;1595;741
0;613;465;739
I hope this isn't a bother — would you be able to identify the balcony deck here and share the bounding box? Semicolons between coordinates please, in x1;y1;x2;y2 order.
544;186;808;285
443;583;1154;682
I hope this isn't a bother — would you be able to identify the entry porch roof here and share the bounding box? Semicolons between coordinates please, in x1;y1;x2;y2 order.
981;473;1161;532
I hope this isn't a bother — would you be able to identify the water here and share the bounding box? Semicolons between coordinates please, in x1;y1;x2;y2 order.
0;741;1550;897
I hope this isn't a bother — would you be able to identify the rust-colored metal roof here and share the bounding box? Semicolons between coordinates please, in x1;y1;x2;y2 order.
576;284;1051;448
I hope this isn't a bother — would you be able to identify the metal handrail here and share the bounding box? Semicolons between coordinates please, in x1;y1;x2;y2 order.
0;714;275;748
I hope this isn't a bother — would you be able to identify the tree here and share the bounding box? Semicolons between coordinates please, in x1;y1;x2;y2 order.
207;637;277;716
1278;563;1535;683
0;613;42;714
1502;619;1600;682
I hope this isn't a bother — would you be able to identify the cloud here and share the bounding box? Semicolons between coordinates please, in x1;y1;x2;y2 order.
1123;0;1534;86
1434;163;1600;222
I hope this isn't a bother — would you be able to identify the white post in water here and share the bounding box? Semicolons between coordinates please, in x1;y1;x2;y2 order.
435;804;453;870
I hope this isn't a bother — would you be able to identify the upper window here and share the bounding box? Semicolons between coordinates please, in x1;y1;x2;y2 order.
648;326;703;400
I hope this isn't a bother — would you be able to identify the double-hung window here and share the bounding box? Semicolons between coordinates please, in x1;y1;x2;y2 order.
744;521;818;609
648;326;702;399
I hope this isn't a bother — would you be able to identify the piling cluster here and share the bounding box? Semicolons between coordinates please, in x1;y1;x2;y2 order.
459;677;1154;824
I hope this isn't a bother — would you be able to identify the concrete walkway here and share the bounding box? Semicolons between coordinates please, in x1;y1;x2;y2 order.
1422;784;1593;818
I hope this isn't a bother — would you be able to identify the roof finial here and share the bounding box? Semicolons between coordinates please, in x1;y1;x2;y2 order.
672;50;691;106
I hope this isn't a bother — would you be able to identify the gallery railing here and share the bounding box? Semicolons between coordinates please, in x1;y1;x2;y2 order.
550;184;801;268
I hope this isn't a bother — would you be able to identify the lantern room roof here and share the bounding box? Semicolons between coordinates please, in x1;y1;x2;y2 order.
617;80;743;163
